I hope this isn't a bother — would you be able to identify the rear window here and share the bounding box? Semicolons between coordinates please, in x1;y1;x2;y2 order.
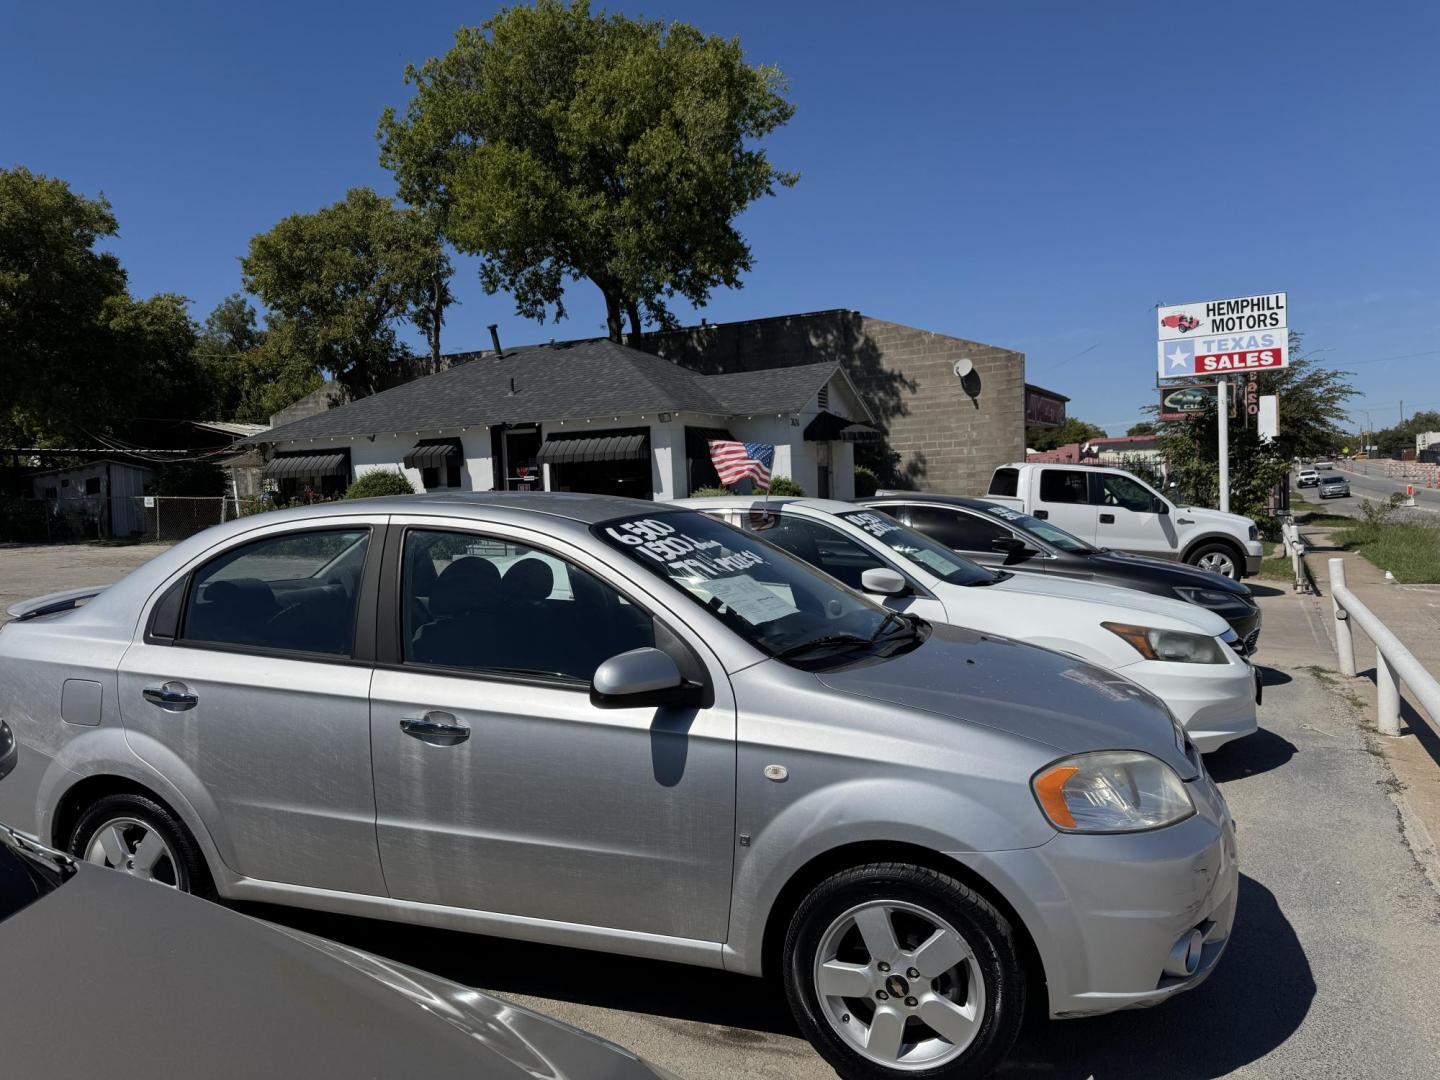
988;467;1019;497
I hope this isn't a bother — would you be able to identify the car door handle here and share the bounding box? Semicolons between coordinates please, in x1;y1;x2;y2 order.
1099;513;1115;524
143;682;197;712
400;711;470;747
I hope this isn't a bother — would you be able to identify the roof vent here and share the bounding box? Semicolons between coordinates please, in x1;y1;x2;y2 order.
488;323;504;357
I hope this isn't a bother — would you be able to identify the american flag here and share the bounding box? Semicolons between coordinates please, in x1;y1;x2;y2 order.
708;439;774;488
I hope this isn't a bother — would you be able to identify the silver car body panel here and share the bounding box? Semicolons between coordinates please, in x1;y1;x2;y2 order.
0;493;1234;1018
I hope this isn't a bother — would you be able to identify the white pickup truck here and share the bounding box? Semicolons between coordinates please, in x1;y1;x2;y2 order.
986;462;1263;579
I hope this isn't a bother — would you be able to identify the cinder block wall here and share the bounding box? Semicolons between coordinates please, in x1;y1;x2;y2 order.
640;310;1025;495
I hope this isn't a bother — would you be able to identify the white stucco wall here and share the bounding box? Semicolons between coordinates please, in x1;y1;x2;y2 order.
274;429;494;493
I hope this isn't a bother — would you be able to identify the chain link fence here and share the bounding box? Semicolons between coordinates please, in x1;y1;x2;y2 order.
0;495;107;543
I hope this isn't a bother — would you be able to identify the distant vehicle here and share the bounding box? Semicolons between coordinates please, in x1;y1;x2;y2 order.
1314;460;1334;470
0;822;677;1080
1161;314;1201;332
1319;475;1350;500
1297;469;1319;488
986;463;1263;580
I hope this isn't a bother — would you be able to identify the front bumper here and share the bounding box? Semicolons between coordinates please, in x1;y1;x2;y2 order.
950;771;1238;1018
1117;653;1259;753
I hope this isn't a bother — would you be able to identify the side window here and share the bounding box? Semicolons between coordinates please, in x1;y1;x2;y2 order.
402;529;654;682
741;512;886;589
905;506;1009;552
1094;473;1156;513
988;467;1019;497
1038;469;1088;505
182;529;370;656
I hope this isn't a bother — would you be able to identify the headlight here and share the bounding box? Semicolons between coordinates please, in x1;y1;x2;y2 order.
1173;585;1246;609
1102;621;1228;663
1032;751;1195;832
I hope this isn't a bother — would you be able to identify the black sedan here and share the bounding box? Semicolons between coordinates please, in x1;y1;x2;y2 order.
861;494;1261;654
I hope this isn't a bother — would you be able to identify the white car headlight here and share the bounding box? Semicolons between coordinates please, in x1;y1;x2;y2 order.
1032;751;1195;832
1102;621;1228;664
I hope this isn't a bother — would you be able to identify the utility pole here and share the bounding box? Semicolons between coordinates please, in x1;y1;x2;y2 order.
1217;379;1230;513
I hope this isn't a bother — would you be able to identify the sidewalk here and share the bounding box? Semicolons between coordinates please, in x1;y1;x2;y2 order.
1293;525;1440;884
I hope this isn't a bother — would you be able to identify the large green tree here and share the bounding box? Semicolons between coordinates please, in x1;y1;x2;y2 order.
378;0;797;342
242;188;452;397
192;294;318;423
0;166;129;441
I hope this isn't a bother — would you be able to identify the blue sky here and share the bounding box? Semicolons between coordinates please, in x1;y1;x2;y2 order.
4;0;1437;434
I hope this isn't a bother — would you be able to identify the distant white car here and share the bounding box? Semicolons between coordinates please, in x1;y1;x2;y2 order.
679;496;1259;751
1297;469;1319;488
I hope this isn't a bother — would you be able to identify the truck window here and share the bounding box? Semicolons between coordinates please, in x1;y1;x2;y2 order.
1038;469;1088;505
988;468;1019;497
1093;473;1156;513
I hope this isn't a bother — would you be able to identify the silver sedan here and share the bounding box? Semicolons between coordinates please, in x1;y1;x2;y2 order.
0;494;1237;1079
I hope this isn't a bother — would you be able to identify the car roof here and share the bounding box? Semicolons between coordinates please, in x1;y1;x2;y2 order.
259;491;671;527
671;495;869;515
860;493;998;512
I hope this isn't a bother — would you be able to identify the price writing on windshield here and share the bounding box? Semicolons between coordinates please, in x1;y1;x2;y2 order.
843;511;901;537
606;518;766;575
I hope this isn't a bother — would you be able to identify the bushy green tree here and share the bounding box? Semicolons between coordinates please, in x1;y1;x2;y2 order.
242;188;452;397
1027;417;1107;452
1159;404;1290;531
1126;421;1156;436
378;0;797;342
0;166;128;441
344;470;416;499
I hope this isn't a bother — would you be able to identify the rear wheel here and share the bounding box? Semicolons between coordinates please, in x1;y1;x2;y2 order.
783;863;1024;1079
1188;542;1241;580
68;792;214;897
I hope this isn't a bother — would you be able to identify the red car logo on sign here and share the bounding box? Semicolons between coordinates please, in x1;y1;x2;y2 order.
1161;314;1201;333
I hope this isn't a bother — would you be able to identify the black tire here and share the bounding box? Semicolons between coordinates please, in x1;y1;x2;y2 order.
68;792;215;898
1187;541;1242;580
783;862;1025;1080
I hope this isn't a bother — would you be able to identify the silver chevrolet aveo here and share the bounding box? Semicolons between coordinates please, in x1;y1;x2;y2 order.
0;493;1238;1079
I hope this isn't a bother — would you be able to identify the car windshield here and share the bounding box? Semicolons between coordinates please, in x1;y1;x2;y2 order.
595;511;916;663
0;825;71;927
836;510;997;586
978;504;1095;554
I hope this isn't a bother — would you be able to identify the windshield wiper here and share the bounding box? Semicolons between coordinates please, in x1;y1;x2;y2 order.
962;571;1010;587
773;633;876;659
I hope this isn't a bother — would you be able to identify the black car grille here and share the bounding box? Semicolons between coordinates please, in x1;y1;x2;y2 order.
1239;628;1261;657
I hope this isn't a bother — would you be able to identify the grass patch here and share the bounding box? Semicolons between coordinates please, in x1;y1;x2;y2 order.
1330;521;1440;584
1257;545;1297;582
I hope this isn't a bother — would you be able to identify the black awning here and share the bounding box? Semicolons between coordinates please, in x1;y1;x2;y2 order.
263;450;350;479
684;426;734;457
536;432;649;466
803;411;881;443
403;438;462;469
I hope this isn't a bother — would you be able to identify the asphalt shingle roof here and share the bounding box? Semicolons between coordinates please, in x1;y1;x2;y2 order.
252;339;843;444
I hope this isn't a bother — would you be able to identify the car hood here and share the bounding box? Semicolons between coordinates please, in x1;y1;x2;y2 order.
0;865;666;1080
816;623;1194;777
1088;550;1253;598
985;570;1233;635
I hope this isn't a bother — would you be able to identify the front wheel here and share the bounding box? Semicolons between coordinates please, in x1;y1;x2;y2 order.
783;863;1025;1079
1188;542;1241;580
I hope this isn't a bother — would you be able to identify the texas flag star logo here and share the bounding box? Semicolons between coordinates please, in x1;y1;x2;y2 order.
1165;342;1193;373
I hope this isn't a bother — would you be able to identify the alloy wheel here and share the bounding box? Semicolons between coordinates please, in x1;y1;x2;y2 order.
84;816;185;888
1197;551;1237;577
812;899;985;1070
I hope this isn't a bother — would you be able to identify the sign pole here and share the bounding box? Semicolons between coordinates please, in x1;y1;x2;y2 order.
1217;379;1230;513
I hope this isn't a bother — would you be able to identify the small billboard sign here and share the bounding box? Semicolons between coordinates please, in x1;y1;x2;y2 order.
1157;293;1286;340
1159;383;1236;420
1157;332;1289;380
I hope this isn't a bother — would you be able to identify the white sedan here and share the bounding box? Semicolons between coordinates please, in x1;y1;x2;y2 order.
679;497;1259;751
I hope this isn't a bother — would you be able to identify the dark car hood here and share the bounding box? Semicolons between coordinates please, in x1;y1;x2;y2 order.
0;865;662;1080
1089;549;1252;598
815;623;1194;777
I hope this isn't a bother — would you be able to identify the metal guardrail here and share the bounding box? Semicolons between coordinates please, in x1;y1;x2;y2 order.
1328;557;1440;738
1282;520;1310;593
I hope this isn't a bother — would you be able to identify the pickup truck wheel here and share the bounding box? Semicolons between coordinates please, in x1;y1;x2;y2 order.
1189;543;1240;580
783;862;1024;1079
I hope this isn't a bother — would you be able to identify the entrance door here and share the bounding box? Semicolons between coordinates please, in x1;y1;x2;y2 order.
369;524;737;942
503;428;543;490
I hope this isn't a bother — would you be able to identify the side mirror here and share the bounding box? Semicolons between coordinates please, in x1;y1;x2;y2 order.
1153;499;1170;515
990;536;1037;564
0;720;15;783
590;647;700;709
860;567;909;596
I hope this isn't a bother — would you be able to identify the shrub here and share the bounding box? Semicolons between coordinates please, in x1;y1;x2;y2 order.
765;475;806;496
344;470;415;499
689;486;732;498
853;465;879;498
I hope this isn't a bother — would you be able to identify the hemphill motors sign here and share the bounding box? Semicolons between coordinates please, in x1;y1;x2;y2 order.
1156;292;1289;379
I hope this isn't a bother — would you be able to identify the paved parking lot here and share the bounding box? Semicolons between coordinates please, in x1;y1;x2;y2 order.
4;543;1439;1077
